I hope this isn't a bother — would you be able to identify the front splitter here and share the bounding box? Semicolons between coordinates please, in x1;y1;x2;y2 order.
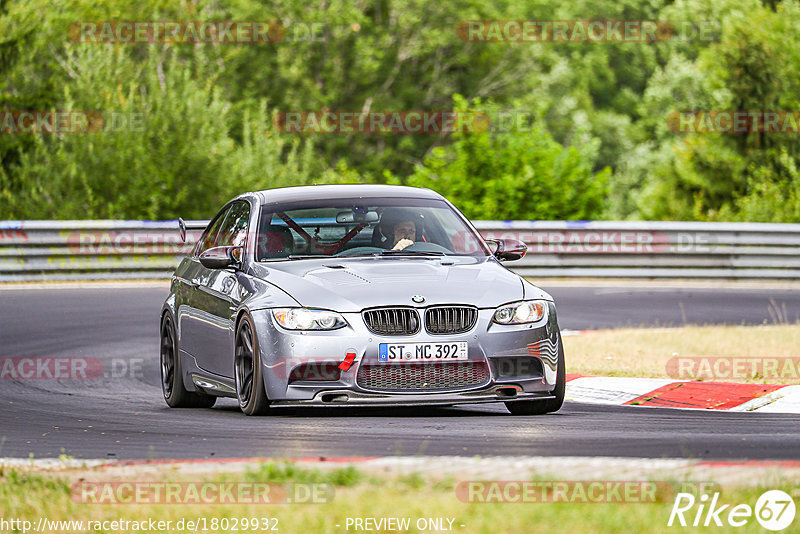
269;388;555;408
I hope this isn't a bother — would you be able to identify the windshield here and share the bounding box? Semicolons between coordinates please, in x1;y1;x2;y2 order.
255;198;490;261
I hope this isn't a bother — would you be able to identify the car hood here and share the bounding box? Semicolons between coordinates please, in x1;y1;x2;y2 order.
248;257;546;312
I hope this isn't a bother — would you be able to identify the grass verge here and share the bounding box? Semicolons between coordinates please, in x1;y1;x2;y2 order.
1;462;799;534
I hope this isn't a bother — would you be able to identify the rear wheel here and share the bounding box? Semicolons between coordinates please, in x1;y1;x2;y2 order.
160;314;216;408
235;314;271;416
505;340;565;415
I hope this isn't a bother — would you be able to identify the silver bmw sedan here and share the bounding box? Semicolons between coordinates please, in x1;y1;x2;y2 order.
160;185;565;415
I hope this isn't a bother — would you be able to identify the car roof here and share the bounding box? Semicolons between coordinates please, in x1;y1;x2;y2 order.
250;184;444;205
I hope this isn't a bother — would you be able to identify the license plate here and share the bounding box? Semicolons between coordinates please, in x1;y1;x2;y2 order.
378;341;468;362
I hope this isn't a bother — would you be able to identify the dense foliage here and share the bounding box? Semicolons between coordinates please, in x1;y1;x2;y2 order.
0;0;798;221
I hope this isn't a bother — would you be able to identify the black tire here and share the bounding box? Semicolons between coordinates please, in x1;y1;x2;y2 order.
505;339;565;415
235;314;271;416
160;314;216;408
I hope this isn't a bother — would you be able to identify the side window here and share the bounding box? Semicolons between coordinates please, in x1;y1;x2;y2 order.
194;207;230;256
215;201;250;249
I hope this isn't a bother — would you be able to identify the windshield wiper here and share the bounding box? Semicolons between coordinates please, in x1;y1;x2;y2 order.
373;250;445;257
259;255;331;262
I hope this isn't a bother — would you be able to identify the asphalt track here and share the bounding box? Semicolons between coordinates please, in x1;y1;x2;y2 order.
1;284;799;460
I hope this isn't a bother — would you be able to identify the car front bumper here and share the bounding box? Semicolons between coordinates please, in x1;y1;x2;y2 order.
249;303;561;405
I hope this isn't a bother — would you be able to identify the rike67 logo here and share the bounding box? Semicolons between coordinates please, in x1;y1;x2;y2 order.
668;490;796;531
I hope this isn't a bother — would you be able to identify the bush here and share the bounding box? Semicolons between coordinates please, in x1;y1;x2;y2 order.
399;97;610;220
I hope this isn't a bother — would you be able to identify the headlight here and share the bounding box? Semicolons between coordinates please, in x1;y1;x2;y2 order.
493;300;546;325
272;308;347;330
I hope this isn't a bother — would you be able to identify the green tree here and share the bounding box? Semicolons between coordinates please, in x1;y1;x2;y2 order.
398;97;610;220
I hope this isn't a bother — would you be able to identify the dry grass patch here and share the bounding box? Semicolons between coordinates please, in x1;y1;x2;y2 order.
563;324;800;383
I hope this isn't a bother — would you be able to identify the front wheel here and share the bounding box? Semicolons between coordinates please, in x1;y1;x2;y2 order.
235;314;271;416
505;339;565;415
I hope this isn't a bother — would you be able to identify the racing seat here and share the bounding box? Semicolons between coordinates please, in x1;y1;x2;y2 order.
257;224;294;259
370;222;392;249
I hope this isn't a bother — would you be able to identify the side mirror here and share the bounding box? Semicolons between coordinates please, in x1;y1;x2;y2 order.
486;238;527;262
199;246;241;270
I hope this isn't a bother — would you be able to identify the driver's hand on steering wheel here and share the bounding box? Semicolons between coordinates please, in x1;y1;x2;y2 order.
392;238;413;251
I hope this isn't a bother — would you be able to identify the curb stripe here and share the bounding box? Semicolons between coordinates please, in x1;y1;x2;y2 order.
566;376;799;413
623;382;786;410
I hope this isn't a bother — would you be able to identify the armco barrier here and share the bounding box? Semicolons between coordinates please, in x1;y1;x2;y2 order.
0;220;206;282
474;220;800;279
1;220;799;281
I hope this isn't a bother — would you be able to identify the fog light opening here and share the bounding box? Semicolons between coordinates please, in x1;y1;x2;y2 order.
496;386;520;398
321;393;349;403
288;362;342;383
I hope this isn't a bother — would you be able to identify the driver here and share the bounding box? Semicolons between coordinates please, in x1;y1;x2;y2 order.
391;219;416;251
376;208;423;251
